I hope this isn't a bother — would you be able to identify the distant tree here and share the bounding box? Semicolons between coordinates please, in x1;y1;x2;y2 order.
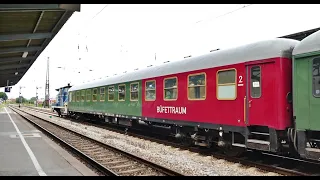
0;92;8;102
30;97;37;102
15;96;27;103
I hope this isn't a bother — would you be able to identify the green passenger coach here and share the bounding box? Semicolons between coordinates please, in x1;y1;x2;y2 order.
68;80;143;120
292;30;320;160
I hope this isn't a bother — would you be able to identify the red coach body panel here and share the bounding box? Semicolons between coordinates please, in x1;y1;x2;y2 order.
142;57;293;130
276;57;293;129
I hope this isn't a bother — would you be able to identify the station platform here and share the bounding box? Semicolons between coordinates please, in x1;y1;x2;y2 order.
0;106;98;176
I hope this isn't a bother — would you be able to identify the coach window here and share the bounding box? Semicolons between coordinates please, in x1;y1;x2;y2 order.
145;80;156;101
118;84;126;101
76;91;80;102
312;57;320;97
251;66;261;98
100;87;105;102
72;91;77;102
164;77;178;100
108;86;114;101
81;90;85;102
92;88;98;101
86;89;91;102
217;69;236;100
130;82;139;101
188;73;206;100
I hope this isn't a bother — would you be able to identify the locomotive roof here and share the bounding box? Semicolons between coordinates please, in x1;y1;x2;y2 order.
293;30;320;56
69;38;298;92
55;84;72;91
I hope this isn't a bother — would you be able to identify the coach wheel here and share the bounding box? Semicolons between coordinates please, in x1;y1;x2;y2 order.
180;137;193;147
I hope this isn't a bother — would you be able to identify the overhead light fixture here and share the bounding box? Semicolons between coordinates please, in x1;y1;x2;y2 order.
15;72;18;75
22;52;28;58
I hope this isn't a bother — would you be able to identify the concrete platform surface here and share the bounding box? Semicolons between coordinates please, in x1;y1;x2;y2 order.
0;106;98;176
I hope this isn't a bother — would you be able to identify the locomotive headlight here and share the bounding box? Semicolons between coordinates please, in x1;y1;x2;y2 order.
219;131;223;137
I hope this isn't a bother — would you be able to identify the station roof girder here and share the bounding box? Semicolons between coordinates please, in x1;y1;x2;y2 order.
0;4;80;87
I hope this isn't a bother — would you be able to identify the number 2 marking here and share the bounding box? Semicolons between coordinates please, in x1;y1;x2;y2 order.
238;75;243;83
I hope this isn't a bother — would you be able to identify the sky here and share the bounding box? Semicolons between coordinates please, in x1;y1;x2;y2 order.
2;4;320;100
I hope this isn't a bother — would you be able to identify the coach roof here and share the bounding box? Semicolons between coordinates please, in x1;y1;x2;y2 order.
293;30;320;56
69;38;298;92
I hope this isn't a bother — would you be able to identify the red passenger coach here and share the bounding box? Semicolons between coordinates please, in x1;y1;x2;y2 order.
141;38;299;153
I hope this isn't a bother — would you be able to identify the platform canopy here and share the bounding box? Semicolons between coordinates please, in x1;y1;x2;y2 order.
0;4;80;88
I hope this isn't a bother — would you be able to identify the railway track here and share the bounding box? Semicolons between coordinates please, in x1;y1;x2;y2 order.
9;106;184;176
20;105;320;176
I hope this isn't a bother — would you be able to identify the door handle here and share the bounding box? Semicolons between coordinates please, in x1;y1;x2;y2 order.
248;100;252;107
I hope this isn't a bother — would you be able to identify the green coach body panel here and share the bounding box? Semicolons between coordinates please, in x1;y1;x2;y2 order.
293;56;310;130
68;80;142;117
293;52;320;131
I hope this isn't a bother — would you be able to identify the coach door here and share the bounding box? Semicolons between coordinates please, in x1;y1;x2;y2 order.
246;62;276;126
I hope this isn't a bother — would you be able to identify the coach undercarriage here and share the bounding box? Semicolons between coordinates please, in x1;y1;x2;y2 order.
68;111;298;157
69;112;299;157
70;112;319;161
296;130;320;161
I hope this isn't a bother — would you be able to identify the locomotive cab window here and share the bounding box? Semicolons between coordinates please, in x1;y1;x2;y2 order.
251;66;261;98
188;73;206;100
145;80;156;101
312;57;320;97
92;88;98;101
217;69;236;100
164;77;178;100
86;89;91;102
118;84;126;101
100;87;105;102
108;86;114;101
130;82;139;101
